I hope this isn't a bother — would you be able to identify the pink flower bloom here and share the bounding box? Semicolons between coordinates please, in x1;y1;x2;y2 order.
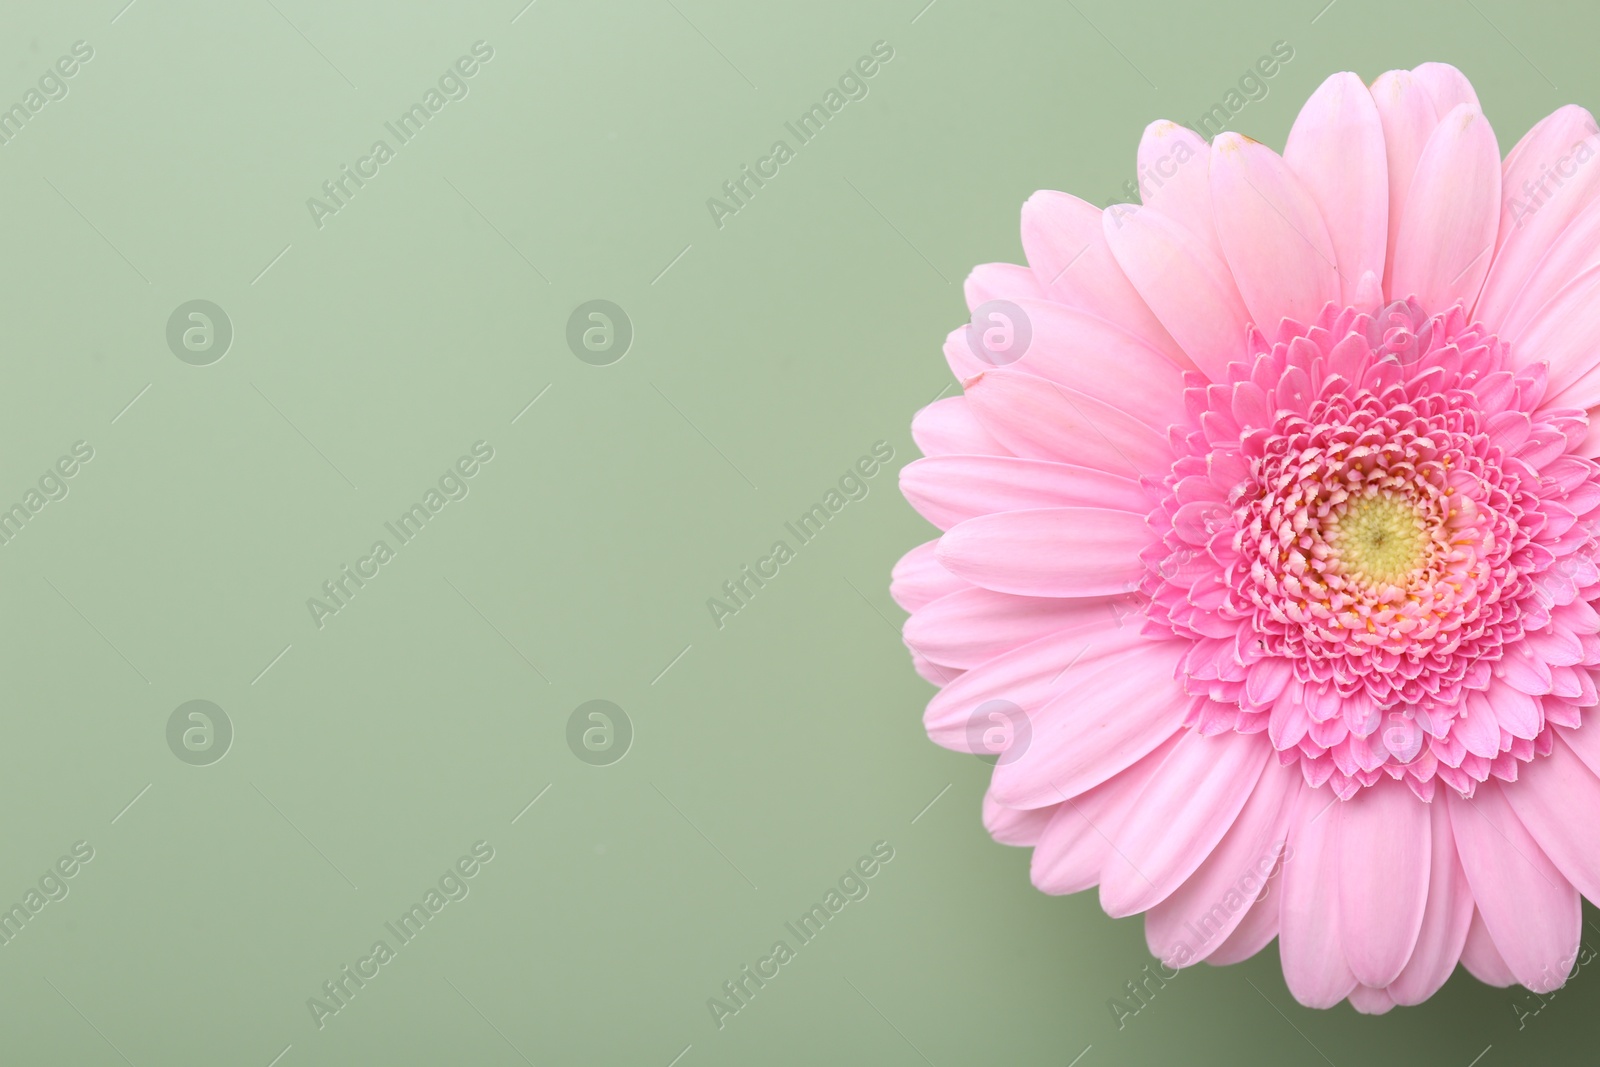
895;64;1600;1012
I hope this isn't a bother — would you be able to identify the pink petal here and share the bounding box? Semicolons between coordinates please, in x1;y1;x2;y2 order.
1019;190;1184;362
983;791;1056;846
964;262;1043;311
922;622;1149;751
1337;780;1430;988
989;640;1189;808
905;586;1124;670
901;455;1148;530
911;395;1008;458
1100;730;1272;917
1455;690;1503;758
1459;908;1516;987
1280;788;1359;1007
1523;267;1600;408
1001;298;1191;428
1284;72;1389;306
1369;69;1440;298
1557;720;1600;777
1390;105;1501;312
1347;985;1395;1015
1029;796;1115;896
1498;197;1600;341
1136;120;1223;259
1030;734;1181;894
1207;816;1294;966
1143;758;1298;964
1502;732;1600;902
1448;781;1580;993
910;653;959;687
942;323;990;383
1485;679;1541;741
963;369;1171;475
1102;204;1252;382
1388;799;1474;1005
1476;106;1600;329
937;507;1150;598
1211;132;1340;330
1269;691;1312;750
1410;62;1480;116
891;540;967;613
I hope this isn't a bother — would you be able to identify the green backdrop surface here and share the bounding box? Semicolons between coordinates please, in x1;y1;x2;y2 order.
2;0;1597;1063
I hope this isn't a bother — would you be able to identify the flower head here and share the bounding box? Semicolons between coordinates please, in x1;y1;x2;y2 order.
896;64;1600;1012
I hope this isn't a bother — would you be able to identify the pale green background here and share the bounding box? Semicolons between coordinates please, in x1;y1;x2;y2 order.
1;0;1597;1063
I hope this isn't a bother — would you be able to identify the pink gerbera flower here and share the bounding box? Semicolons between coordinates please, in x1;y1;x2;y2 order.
894;63;1600;1013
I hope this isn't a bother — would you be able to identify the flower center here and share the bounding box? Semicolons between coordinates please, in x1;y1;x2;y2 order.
1325;491;1431;587
1136;298;1594;798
